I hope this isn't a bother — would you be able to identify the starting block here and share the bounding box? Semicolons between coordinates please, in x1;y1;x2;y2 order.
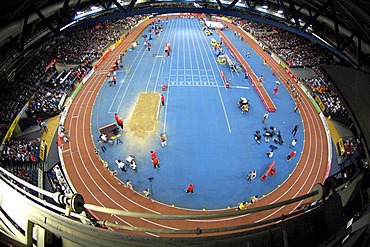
260;161;276;181
162;85;167;91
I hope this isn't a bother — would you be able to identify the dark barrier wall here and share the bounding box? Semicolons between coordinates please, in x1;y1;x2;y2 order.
185;196;345;247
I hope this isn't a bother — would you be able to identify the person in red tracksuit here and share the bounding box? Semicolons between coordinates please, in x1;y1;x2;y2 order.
152;157;160;169
167;44;171;56
185;184;194;193
287;151;297;161
117;118;123;129
161;94;165;106
150;150;157;160
114;113;124;129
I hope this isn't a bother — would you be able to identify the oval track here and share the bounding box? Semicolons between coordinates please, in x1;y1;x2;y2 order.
62;17;329;237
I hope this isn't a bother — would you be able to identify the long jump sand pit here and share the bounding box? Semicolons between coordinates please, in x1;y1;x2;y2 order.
125;92;161;133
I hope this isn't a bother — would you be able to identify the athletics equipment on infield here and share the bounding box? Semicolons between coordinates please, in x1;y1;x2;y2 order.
260;161;276;181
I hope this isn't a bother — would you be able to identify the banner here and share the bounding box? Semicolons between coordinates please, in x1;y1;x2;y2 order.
338;138;345;155
2;116;20;144
315;95;326;112
81;68;95;85
270;52;281;65
285;68;298;83
39;140;47;161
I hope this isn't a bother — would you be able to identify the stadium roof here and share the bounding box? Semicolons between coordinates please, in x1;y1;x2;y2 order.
0;0;369;67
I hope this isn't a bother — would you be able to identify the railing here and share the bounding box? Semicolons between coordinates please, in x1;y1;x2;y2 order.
0;166;323;238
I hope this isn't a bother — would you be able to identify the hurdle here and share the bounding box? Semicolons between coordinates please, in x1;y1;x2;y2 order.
260;161;276;181
220;70;230;88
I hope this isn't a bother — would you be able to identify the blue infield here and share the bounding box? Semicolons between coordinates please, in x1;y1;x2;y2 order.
91;17;304;210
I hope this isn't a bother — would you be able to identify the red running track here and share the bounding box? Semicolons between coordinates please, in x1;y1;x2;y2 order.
216;28;277;112
61;17;329;237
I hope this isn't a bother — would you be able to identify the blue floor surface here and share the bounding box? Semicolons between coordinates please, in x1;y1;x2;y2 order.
91;18;305;210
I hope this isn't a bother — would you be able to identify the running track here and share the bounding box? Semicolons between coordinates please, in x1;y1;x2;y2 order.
62;17;329;237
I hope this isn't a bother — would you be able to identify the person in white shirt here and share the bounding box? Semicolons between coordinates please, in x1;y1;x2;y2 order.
246;170;257;183
126;155;137;172
115;159;126;172
126;179;133;190
290;139;298;148
100;133;108;143
262;112;269;123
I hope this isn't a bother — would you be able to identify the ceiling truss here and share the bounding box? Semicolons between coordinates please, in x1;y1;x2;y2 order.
2;0;370;69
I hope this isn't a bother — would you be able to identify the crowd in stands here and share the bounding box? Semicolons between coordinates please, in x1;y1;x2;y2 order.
0;84;36;140
232;17;348;118
256;31;331;68
303;76;347;117
1;139;41;189
0;16;144;141
27;87;66;118
342;137;360;160
0;15;148;189
0;139;41;165
52;17;140;65
47;165;72;194
237;19;333;68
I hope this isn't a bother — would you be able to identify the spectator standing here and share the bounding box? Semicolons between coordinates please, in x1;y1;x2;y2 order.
294;103;300;112
40;121;48;132
160;133;167;147
100;133;108;143
262;112;269;123
152;157;160;169
98;139;106;153
114;113;124;129
246;170;257;183
114;113;120;125
142;188;151;199
117;118;124;129
167;43;171;56
267;149;274;158
115;159;127;172
126;179;133;190
164;43;169;55
244;72;249;80
150;150;157;160
161;94;165;106
236;202;246;211
126;155;137;172
290;139;298;148
250;195;259;204
259;75;264;84
292;125;299;136
37;118;42;129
